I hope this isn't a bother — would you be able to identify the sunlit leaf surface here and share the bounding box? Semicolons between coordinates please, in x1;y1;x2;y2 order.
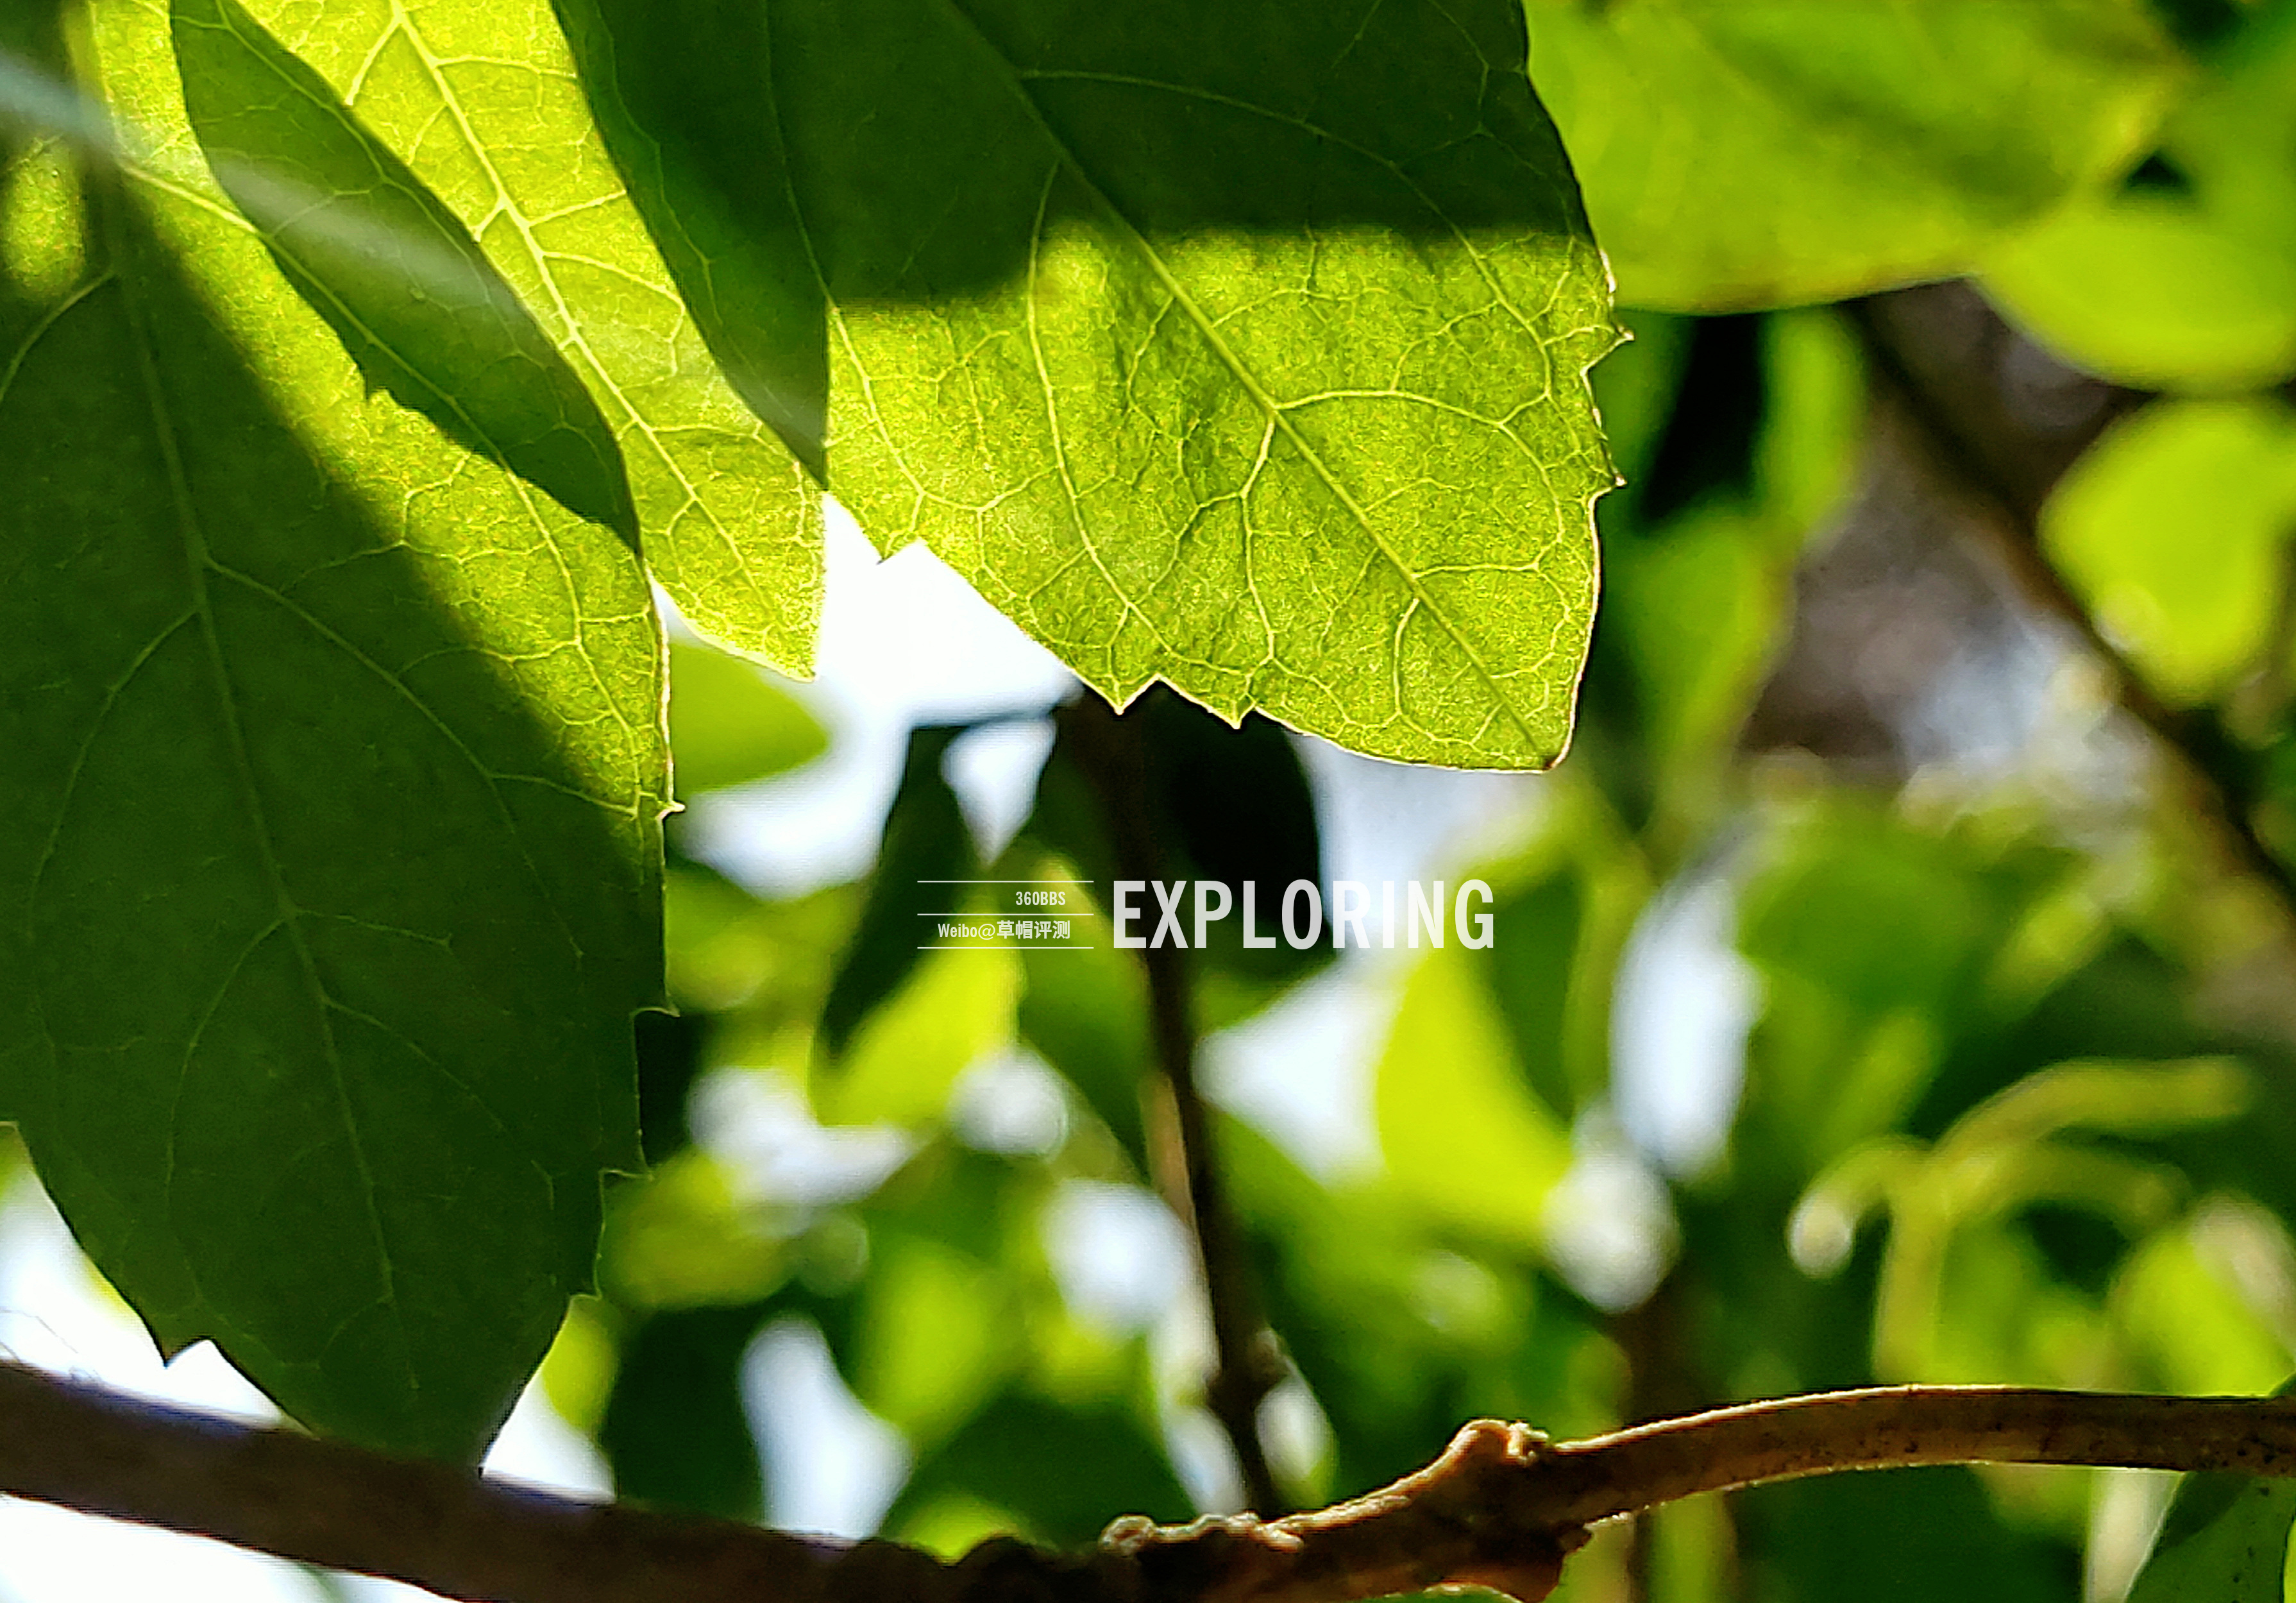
227;0;822;671
561;0;1619;768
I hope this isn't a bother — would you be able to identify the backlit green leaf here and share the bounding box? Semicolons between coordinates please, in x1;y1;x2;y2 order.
1528;0;2184;311
226;0;822;671
553;0;1619;768
171;0;638;543
0;0;664;1459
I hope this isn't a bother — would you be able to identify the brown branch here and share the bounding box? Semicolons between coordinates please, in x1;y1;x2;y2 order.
12;1362;2296;1603
1843;289;2296;914
1056;693;1288;1516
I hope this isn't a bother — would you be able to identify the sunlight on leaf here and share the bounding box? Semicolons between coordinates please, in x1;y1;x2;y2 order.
564;0;1618;768
230;0;822;671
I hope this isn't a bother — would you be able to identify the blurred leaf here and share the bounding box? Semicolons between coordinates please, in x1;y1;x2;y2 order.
173;0;637;541
852;1234;1011;1448
1737;811;2001;1173
1134;690;1326;988
1636;315;1767;526
1528;0;2184;310
1227;1117;1616;1493
663;867;852;1021
820;727;979;1061
1014;874;1155;1169
820;944;1020;1127
1376;945;1573;1253
1484;872;1586;1120
893;1493;1033;1561
1739;1465;2077;1603
0;0;664;1460
1799;1057;2247;1379
1742;809;1993;1019
634;1008;709;1165
2115;1210;2296;1396
600;1302;770;1520
2128;1380;2296;1603
883;1389;1191;1547
536;1297;619;1436
1582;309;1858;841
602;1150;787;1310
668;642;827;799
2044;398;2296;706
1986;6;2296;390
1027;689;1327;994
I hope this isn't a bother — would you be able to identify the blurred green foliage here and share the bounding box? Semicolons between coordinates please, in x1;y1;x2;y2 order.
573;11;2296;1597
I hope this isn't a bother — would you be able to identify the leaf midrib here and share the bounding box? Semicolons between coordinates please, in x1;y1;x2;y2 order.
99;171;407;1346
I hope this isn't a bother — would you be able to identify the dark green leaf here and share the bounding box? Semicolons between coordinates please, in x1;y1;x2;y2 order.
600;1303;772;1520
0;161;662;1457
818;725;979;1060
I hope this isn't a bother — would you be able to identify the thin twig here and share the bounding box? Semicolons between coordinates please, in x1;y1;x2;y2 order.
1844;290;2296;913
1056;693;1288;1515
12;1362;2296;1603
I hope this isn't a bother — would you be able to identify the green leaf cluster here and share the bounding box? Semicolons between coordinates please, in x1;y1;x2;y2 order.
16;7;2296;1603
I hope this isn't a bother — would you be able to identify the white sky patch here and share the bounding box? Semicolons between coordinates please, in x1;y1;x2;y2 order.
746;1319;909;1539
1043;1181;1193;1334
1610;868;1760;1178
1203;967;1387;1182
694;1067;915;1209
945;718;1058;863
